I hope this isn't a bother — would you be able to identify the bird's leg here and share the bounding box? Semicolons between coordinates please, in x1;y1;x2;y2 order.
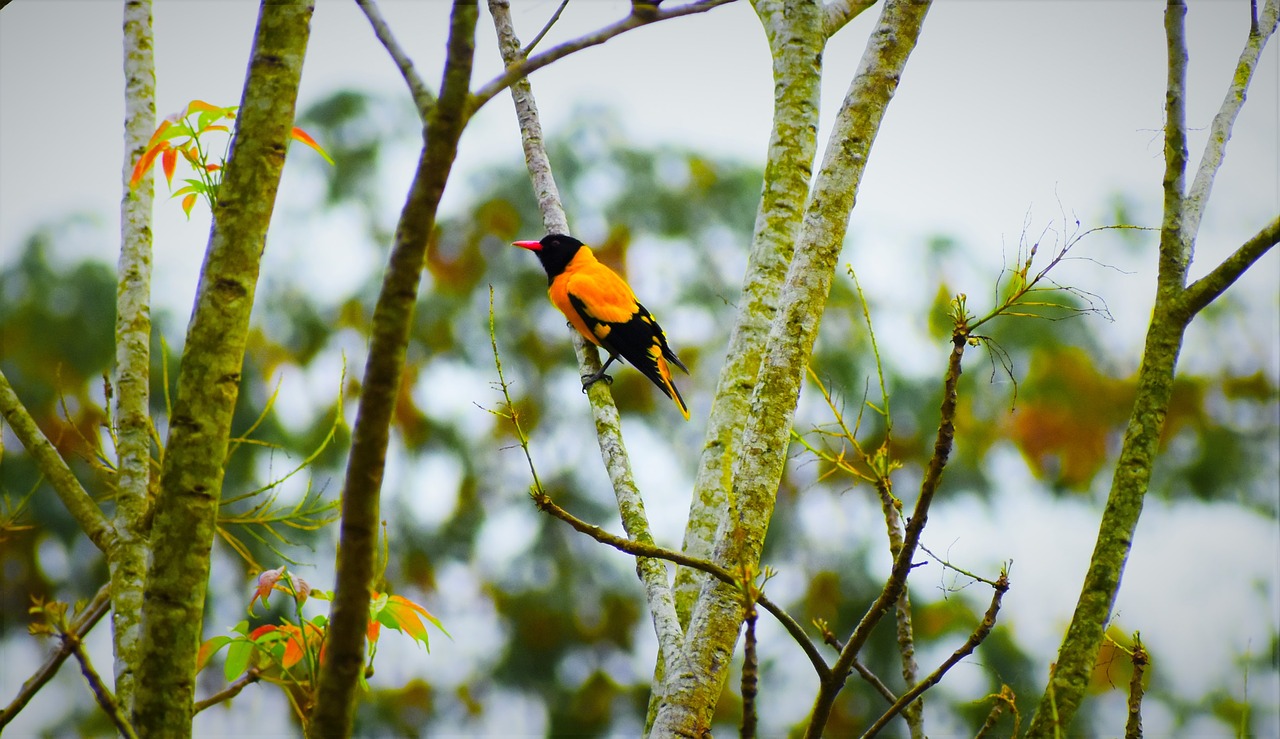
581;355;618;391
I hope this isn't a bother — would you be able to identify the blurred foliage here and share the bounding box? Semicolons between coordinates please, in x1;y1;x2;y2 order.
2;90;1276;736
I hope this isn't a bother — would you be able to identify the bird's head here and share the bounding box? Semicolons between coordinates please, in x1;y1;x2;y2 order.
513;234;584;280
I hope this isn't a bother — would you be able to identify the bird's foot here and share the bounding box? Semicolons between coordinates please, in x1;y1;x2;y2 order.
580;372;614;392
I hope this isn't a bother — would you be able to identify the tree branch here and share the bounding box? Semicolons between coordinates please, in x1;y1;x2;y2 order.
656;0;934;733
314;0;477;732
674;0;825;627
488;0;687;684
355;0;436;120
823;0;877;37
860;572;1009;738
1180;0;1279;247
1180;214;1280;318
530;489;831;680
469;0;736;115
809;330;963;738
0;370;115;553
0;584;111;730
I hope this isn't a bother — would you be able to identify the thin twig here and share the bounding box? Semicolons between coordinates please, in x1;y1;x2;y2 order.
68;630;138;739
193;668;263;714
470;0;736;114
355;0;436;120
861;571;1010;738
0;584;111;730
530;489;832;679
1124;633;1148;739
522;0;571;55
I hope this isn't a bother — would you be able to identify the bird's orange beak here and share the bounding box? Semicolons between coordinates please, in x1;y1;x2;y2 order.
512;240;542;251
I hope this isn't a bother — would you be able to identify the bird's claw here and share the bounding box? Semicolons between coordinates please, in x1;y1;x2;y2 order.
581;372;613;392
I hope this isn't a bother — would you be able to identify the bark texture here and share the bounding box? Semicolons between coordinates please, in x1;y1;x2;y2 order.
132;3;313;735
111;0;156;714
312;3;476;733
651;1;932;734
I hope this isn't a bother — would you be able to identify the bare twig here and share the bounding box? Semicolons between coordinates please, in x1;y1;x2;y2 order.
861;571;1010;738
522;0;571;55
68;629;138;739
529;489;832;679
1124;633;1148;739
193;669;263;715
355;0;436;119
0;585;111;729
470;0;736;114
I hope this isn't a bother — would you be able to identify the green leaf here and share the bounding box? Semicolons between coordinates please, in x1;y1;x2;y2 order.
224;638;253;681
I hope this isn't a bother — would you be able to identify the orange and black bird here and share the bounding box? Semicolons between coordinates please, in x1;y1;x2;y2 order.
513;234;690;420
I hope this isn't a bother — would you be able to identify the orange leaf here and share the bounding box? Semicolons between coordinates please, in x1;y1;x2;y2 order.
291;127;334;165
182;193;198;219
129;141;168;189
161;147;178;186
144;118;174;149
367;619;381;643
186;99;222;114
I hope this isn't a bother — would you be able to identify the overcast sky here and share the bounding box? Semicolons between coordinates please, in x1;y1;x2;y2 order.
1;1;1277;734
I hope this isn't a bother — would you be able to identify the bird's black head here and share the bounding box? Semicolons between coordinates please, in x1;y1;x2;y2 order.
512;233;584;281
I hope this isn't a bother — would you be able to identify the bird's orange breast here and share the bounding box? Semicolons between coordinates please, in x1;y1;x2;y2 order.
548;249;639;345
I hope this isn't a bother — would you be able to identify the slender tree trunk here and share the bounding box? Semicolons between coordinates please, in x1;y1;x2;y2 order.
311;3;477;734
132;3;314;735
1027;0;1279;732
111;0;156;715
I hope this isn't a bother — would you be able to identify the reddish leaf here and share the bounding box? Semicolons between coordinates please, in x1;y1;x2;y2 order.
291;127;334;165
161;147;178;186
129;141;168;189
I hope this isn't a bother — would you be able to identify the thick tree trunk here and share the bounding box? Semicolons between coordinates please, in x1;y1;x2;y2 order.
132;3;313;735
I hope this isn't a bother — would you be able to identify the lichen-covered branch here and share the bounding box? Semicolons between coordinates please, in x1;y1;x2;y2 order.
488;0;686;686
111;0;156;713
0;371;114;553
1027;1;1277;732
674;0;825;627
652;1;932;734
1180;0;1279;246
132;3;314;735
1181;214;1280;317
313;1;476;733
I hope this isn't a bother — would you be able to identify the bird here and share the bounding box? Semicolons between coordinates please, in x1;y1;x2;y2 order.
513;234;690;420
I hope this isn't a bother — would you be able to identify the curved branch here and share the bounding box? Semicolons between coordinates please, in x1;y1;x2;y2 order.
469;0;736;114
355;0;436;120
824;0;877;37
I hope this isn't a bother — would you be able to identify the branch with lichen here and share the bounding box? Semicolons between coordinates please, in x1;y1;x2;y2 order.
488;0;686;678
0;370;115;554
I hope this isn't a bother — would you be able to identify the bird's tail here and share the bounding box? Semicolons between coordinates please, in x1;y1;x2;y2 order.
645;345;690;421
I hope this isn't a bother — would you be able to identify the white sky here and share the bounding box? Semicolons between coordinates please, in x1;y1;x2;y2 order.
2;0;1278;733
